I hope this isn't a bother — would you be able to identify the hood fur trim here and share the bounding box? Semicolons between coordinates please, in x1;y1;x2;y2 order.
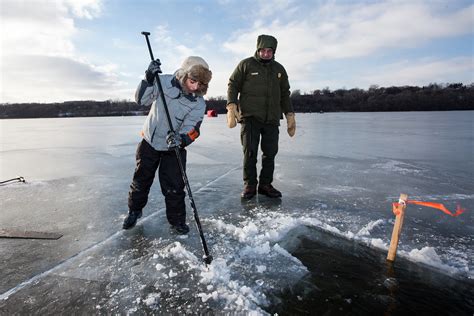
175;56;212;96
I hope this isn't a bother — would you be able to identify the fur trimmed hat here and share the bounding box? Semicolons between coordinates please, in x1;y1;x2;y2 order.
175;56;212;96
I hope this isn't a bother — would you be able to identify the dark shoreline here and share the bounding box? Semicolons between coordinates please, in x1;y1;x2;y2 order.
1;83;473;119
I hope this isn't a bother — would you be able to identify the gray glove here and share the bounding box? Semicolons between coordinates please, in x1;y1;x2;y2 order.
145;59;162;84
166;131;182;149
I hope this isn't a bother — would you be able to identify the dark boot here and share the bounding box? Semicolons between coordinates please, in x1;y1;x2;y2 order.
170;223;190;235
258;184;282;198
241;185;257;199
122;210;142;229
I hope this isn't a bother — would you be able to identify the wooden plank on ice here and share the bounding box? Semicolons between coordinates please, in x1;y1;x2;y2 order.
0;229;63;240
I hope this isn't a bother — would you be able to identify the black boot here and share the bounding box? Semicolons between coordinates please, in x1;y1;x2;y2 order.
122;210;142;229
241;185;257;199
258;184;282;198
170;223;190;235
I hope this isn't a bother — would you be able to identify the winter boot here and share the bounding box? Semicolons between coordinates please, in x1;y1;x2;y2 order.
241;185;257;199
170;223;190;235
122;210;142;229
258;184;282;198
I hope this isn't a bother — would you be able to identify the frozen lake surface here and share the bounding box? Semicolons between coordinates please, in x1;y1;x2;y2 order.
1;112;473;314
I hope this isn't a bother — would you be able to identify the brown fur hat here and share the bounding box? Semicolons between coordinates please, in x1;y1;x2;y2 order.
175;56;212;96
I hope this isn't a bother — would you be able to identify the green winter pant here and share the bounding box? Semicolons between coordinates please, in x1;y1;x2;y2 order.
240;117;279;186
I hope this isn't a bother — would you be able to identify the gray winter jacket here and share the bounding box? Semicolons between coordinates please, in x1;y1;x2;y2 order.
135;74;206;151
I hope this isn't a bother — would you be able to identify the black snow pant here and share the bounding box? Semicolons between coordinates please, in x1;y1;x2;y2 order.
240;117;279;186
128;139;186;226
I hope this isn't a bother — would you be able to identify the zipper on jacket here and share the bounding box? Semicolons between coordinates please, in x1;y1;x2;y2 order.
265;67;271;123
150;126;157;143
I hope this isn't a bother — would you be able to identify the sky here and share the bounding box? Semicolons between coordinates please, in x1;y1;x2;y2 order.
0;0;473;103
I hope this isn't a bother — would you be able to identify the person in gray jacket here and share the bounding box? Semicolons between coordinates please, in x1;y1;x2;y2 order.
123;56;212;234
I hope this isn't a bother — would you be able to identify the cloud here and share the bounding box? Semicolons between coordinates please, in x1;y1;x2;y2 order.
312;2;473;59
2;55;127;103
1;0;102;57
0;0;124;103
220;1;473;93
142;24;195;73
2;1;75;58
1;0;472;102
254;0;296;17
361;57;474;88
67;0;102;19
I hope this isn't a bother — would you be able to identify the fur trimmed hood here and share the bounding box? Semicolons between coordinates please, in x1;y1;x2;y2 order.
175;56;212;96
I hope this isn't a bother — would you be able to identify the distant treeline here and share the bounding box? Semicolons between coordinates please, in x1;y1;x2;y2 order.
0;100;150;119
1;83;472;119
207;83;473;114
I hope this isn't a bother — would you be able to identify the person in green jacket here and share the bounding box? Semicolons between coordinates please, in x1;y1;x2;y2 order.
226;34;296;199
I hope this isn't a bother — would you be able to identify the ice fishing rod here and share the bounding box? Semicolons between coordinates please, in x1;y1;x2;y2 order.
0;176;26;185
141;31;213;265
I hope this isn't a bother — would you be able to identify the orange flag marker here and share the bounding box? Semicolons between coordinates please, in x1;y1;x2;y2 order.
392;200;465;217
387;195;466;262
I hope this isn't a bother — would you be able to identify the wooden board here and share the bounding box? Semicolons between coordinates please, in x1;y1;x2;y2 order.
0;229;63;240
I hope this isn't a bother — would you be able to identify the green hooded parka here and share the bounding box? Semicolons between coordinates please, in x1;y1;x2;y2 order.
227;34;293;125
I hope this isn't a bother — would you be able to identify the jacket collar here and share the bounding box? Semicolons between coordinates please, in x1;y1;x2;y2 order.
171;76;197;102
